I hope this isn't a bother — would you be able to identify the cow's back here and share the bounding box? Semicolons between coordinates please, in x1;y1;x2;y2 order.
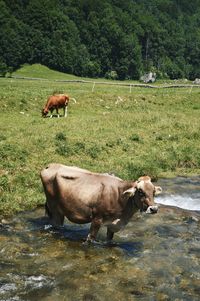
40;164;86;193
41;164;124;207
45;94;68;108
41;164;95;198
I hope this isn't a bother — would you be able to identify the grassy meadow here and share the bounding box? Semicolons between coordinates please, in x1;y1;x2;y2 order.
0;64;200;216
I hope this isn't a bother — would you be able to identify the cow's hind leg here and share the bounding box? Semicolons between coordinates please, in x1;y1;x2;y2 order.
106;227;114;243
56;108;60;118
86;217;102;243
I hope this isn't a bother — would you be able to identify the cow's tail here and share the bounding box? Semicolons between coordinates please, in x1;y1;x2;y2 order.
70;97;77;103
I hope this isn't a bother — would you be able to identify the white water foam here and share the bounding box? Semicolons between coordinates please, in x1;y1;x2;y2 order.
156;194;200;211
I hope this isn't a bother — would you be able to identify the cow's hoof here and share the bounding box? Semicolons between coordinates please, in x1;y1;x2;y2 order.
82;239;101;246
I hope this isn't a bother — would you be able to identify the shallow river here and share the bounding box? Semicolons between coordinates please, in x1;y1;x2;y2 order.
0;177;200;301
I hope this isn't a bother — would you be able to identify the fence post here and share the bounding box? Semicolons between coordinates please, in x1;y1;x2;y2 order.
189;85;193;94
92;82;96;92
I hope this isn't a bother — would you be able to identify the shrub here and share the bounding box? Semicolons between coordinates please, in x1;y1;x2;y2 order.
0;134;6;141
0;175;10;192
129;133;141;142
0;144;29;169
126;161;160;181
86;61;101;78
105;70;118;80
87;145;101;159
55;132;66;141
55;132;72;156
0;60;7;77
55;142;72;157
73;142;86;154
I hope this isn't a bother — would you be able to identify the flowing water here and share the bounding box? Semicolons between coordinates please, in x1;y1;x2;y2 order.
156;176;200;211
0;177;200;301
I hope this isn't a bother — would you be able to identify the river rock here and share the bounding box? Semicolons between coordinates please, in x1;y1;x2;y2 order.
193;78;200;84
140;72;156;83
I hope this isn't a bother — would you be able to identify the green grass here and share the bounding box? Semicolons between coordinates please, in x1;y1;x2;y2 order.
12;63;130;83
12;63;80;80
0;64;200;216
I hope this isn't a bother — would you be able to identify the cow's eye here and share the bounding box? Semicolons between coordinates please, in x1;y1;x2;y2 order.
138;189;144;196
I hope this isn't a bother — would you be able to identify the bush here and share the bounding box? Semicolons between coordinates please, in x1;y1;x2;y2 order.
105;70;118;80
73;142;86;154
55;143;71;156
87;144;101;159
55;132;66;141
0;175;10;192
126;161;160;181
0;144;29;169
0;60;7;77
129;133;141;142
161;57;184;79
86;61;101;78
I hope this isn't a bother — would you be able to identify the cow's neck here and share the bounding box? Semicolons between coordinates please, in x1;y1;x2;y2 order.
119;181;139;219
131;196;141;213
126;197;140;216
115;197;139;228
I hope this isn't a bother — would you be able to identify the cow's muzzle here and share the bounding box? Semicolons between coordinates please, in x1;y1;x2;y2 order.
146;205;158;214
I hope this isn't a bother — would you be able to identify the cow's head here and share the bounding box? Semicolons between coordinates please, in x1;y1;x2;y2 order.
123;176;162;214
42;108;49;117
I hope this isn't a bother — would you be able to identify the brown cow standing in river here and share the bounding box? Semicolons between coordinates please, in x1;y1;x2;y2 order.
40;164;162;242
42;94;70;118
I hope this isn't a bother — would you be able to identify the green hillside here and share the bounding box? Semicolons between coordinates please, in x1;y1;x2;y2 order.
12;64;80;80
12;64;124;83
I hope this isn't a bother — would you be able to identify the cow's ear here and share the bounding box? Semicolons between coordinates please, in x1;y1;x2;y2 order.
154;186;162;195
123;187;136;198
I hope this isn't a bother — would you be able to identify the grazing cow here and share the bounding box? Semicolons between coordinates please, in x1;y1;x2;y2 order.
40;164;162;243
42;94;70;118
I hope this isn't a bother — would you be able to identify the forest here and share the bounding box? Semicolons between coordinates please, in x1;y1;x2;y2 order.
0;0;200;80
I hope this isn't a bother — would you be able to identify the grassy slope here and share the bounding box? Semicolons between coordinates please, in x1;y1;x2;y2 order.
0;64;200;216
12;63;80;80
12;63;127;83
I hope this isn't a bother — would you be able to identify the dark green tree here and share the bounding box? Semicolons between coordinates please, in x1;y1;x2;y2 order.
1;0;200;79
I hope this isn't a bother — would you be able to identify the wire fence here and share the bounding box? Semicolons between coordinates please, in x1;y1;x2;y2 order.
11;75;200;94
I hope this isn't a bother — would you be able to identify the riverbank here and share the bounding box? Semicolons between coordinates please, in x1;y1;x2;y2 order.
0;67;200;216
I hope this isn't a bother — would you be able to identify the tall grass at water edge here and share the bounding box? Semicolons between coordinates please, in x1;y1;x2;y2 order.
0;71;200;216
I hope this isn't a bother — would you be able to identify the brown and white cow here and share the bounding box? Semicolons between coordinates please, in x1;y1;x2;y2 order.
40;164;162;243
42;94;70;118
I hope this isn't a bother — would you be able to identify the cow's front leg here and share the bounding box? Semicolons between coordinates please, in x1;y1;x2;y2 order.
64;106;67;117
106;227;114;243
50;109;53;118
86;217;102;243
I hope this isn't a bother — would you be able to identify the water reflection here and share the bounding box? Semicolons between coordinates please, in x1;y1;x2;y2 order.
0;177;200;301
